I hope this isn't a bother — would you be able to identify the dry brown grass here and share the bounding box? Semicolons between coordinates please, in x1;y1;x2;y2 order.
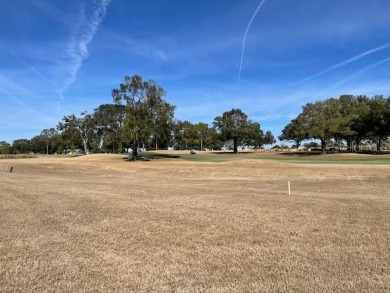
0;154;389;292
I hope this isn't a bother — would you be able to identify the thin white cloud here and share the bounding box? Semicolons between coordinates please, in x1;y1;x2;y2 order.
292;42;390;85
0;74;25;105
61;0;112;98
237;0;267;88
0;86;24;106
0;44;60;91
98;30;170;62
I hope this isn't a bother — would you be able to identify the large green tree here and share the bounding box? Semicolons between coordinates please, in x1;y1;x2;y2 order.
244;122;263;149
172;121;219;151
0;141;11;154
31;135;47;154
213;108;261;154
263;130;276;147
57;112;95;154
12;139;32;154
93;104;125;153
172;120;196;150
335;95;370;151
301;99;342;154
194;122;211;151
40;128;58;154
112;75;175;160
360;96;390;150
278;114;308;148
148;95;175;150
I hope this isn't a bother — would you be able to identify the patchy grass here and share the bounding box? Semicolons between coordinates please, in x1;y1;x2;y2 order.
145;150;390;165
0;154;389;292
267;152;390;165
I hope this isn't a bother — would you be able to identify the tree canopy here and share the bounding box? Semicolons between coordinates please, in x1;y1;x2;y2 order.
4;75;390;157
279;95;390;153
213;109;273;153
111;75;175;160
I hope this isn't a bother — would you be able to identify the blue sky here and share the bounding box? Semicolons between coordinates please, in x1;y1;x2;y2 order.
1;0;390;144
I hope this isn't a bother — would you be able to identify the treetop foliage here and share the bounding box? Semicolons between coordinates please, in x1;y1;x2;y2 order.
6;75;389;156
279;95;390;153
213;108;273;154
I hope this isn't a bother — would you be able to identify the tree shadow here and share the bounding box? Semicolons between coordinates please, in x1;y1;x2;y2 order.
213;151;256;155
281;150;390;156
361;150;390;155
122;153;181;161
280;151;325;156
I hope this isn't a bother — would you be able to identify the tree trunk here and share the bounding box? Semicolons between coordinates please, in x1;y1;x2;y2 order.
347;138;353;153
377;138;382;152
353;138;361;153
294;139;301;149
131;136;138;161
233;138;238;154
83;140;88;155
131;145;138;161
321;139;327;155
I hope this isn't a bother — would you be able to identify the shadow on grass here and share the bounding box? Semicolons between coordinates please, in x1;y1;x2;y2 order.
122;152;181;162
213;151;257;155
281;151;390;156
362;150;390;155
280;151;325;156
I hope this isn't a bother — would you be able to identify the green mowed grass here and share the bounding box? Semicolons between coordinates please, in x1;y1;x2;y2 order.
142;151;390;164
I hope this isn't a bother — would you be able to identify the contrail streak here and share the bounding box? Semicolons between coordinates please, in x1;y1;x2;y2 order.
292;42;390;85
0;86;24;105
0;44;60;91
333;56;390;88
236;0;267;88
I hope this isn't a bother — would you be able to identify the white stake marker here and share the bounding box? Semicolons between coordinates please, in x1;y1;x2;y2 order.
288;181;291;195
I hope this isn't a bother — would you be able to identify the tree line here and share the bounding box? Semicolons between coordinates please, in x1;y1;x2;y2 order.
2;76;389;157
1;75;275;159
279;95;390;154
